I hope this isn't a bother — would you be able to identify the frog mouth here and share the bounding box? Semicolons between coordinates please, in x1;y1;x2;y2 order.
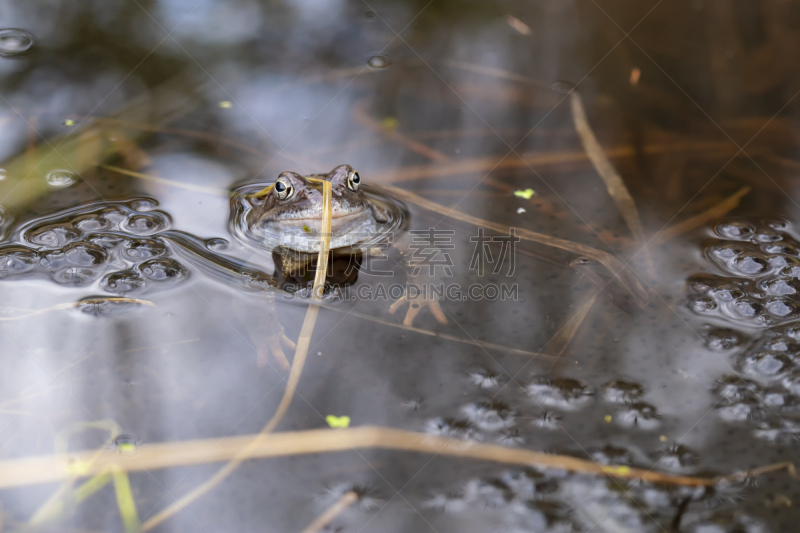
256;210;379;252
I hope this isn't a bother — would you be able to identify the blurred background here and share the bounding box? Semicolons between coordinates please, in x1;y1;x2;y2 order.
0;1;799;532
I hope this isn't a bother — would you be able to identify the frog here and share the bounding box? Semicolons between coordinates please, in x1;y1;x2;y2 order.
248;164;447;367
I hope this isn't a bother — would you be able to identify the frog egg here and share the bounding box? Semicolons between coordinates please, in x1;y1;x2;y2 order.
715;220;756;239
0;29;34;57
367;54;392;68
46;170;76;188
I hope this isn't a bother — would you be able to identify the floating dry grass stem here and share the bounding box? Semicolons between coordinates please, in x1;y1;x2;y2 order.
649;186;751;246
0;427;793;491
352;100;450;163
384;185;649;308
301;491;358;533
141;180;334;531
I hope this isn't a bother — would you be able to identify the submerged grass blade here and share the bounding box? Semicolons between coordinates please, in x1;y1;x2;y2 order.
384;185;649;308
546;294;597;360
1;426;792;490
111;466;140;533
301;491;358;533
102;165;228;196
140;180;334;531
0;298;153;322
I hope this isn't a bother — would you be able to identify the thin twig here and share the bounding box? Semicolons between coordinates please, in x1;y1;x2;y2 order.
300;491;358;533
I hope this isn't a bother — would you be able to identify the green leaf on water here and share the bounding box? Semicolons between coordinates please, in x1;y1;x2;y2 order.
325;415;350;428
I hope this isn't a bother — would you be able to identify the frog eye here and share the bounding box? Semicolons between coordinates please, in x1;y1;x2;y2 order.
346;170;361;192
274;177;294;200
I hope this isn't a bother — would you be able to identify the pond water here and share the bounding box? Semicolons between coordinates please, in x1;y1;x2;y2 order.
0;1;799;532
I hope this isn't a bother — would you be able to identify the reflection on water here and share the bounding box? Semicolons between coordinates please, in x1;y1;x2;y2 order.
0;0;799;532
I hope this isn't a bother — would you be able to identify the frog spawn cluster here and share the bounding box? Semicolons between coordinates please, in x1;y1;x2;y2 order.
424;466;764;533
424;375;662;446
0;199;188;296
689;219;800;443
689;218;800;326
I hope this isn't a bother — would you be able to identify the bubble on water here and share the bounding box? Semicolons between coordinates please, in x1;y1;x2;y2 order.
28;225;80;247
550;80;575;94
765;298;797;317
761;276;799;295
763;336;800;353
782;264;800;279
467;369;501;388
495;429;524;446
762;242;797;255
754;419;800;443
761;389;800;411
0;246;36;276
51;267;99;286
715;220;755;239
461;400;516;431
525;377;593;410
654;443;697;470
123;214;167;234
740;351;792;378
589;445;634;465
74;216;110;231
732;298;762;318
129;199;157;211
603;380;644;403
531;410;562;429
689;296;717;313
114;434;137;453
424;493;467;513
138;258;186;281
704;329;744;351
46;170;76;188
423;417;481;440
123;238;167;261
717;399;764;421
205;238;229;251
614;402;660;429
38;250;66;269
64;242;106;266
778;370;800;396
86;233;125;249
0;29;34;57
76;295;141;316
367;54;392;68
707;286;743;302
102;270;145;294
732;254;769;275
756;230;784;243
709;242;744;261
0;168;6;180
713;376;762;401
463;478;513;507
